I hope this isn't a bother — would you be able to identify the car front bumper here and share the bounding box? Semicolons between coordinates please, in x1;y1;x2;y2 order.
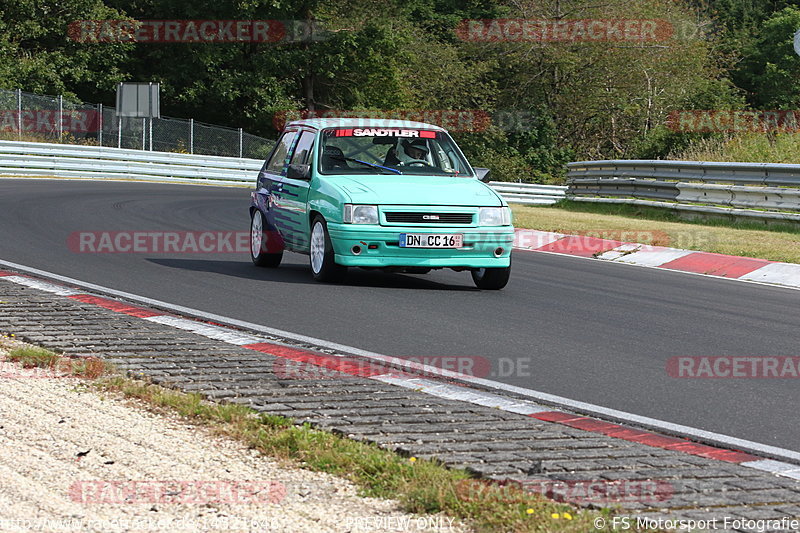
327;223;514;268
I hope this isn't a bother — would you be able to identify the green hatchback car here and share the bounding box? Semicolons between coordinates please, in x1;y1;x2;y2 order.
249;118;514;289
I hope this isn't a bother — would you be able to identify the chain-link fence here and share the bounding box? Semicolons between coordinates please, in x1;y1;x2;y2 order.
0;88;275;159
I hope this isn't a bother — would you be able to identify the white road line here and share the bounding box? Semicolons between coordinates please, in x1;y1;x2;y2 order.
513;230;566;250
145;315;267;346
1;257;800;466
614;248;695;267
741;262;800;289
595;243;644;261
3;276;81;296
374;375;550;415
742;459;800;480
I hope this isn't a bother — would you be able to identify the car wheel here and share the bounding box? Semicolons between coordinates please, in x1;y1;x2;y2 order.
310;217;346;282
471;265;511;290
250;210;282;267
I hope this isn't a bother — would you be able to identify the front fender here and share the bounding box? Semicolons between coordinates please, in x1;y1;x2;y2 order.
308;177;351;223
250;191;268;213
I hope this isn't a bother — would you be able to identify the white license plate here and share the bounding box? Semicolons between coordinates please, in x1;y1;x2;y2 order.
399;233;463;248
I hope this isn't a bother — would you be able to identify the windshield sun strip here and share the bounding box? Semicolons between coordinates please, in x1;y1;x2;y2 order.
317;128;475;177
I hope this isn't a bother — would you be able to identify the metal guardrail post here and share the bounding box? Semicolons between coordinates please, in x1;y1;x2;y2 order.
117;117;122;149
141;118;145;150
149;117;153;151
16;89;21;139
239;128;243;158
189;119;194;154
98;104;103;146
57;95;63;139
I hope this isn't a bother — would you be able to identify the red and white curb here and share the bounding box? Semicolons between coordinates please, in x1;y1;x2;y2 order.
1;266;800;482
514;229;800;289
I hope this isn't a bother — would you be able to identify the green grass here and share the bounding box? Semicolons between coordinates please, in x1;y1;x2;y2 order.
512;200;800;263
7;345;60;368
6;346;109;378
0;130;100;146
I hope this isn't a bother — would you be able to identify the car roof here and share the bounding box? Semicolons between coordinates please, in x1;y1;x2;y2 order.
286;117;448;132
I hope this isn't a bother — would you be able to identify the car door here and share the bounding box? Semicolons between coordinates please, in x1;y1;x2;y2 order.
257;128;298;251
274;129;315;251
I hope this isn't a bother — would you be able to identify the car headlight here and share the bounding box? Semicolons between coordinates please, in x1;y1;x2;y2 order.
343;204;379;224
479;207;511;226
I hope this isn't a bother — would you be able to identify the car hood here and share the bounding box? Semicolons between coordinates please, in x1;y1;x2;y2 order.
334;175;503;207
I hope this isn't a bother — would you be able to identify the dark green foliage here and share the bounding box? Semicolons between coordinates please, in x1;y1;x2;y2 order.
1;0;794;180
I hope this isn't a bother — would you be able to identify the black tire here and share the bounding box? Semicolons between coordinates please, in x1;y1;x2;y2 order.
250;209;283;267
471;265;511;290
309;217;346;282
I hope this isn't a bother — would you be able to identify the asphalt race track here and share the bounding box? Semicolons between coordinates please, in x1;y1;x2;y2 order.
1;179;798;452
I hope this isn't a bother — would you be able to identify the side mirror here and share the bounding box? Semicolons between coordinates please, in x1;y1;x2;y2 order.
286;163;311;180
474;168;491;183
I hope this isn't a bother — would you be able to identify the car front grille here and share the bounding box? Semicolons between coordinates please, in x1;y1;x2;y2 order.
384;212;473;224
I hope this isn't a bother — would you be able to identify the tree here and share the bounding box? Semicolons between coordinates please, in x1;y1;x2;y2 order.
736;7;800;109
0;0;130;99
472;0;740;162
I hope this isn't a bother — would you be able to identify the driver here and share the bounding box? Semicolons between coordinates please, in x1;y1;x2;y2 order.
386;139;429;166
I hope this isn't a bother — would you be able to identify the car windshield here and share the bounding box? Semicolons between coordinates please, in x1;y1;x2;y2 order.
318;127;474;177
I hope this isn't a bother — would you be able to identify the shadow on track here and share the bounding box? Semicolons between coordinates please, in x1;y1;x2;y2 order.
146;258;479;291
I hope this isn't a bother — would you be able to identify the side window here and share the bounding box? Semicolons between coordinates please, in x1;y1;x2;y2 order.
265;131;297;174
290;131;315;165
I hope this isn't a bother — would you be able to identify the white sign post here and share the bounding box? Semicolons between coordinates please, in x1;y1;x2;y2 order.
116;82;160;150
794;29;800;56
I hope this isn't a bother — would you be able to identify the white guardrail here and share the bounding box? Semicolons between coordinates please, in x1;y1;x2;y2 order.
487;181;566;205
0;140;263;186
567;159;800;221
0;140;567;204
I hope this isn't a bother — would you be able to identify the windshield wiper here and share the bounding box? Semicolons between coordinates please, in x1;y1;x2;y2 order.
332;155;401;175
